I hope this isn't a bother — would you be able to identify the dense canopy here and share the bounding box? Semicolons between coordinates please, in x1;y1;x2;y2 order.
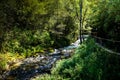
0;0;120;80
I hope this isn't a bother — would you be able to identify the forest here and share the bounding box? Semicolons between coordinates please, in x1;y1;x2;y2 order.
0;0;120;80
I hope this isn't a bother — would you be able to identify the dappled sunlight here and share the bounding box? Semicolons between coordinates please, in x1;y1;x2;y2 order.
0;0;119;80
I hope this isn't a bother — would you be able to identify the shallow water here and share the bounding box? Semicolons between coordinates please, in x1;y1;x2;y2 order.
2;37;88;80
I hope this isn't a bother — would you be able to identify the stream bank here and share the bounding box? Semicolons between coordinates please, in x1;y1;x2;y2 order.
1;39;82;80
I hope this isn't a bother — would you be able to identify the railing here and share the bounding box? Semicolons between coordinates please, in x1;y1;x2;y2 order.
88;32;120;55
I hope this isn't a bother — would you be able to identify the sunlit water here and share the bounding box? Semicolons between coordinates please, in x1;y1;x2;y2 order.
2;36;88;80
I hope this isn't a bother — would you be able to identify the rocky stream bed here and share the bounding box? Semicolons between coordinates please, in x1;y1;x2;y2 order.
0;39;81;80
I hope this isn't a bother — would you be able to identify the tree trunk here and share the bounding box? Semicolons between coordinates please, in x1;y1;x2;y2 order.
79;0;83;44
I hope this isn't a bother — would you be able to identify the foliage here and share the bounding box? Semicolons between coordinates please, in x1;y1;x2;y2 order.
31;74;66;80
88;0;120;51
0;52;24;73
0;0;120;79
1;27;53;57
0;0;79;54
0;0;80;73
0;55;7;71
33;39;120;80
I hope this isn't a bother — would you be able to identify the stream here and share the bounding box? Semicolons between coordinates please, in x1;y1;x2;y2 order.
1;37;87;80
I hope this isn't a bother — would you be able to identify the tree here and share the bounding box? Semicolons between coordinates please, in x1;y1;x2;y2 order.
89;0;120;51
79;0;83;43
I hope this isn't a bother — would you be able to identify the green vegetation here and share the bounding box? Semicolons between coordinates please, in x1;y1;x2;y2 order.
0;0;81;54
2;28;52;56
32;74;65;80
88;0;120;51
0;0;120;79
33;39;120;80
0;0;79;70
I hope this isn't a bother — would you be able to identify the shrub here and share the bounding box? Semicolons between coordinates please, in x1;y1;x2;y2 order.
31;74;66;80
33;38;120;80
1;27;53;57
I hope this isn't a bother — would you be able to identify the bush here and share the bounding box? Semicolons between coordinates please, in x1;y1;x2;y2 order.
1;27;53;57
33;38;120;80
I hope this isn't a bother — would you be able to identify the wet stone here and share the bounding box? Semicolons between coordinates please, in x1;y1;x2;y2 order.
2;38;83;80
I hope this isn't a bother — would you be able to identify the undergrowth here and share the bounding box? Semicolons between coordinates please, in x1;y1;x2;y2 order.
1;28;53;57
32;38;120;80
0;28;53;72
0;52;24;74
